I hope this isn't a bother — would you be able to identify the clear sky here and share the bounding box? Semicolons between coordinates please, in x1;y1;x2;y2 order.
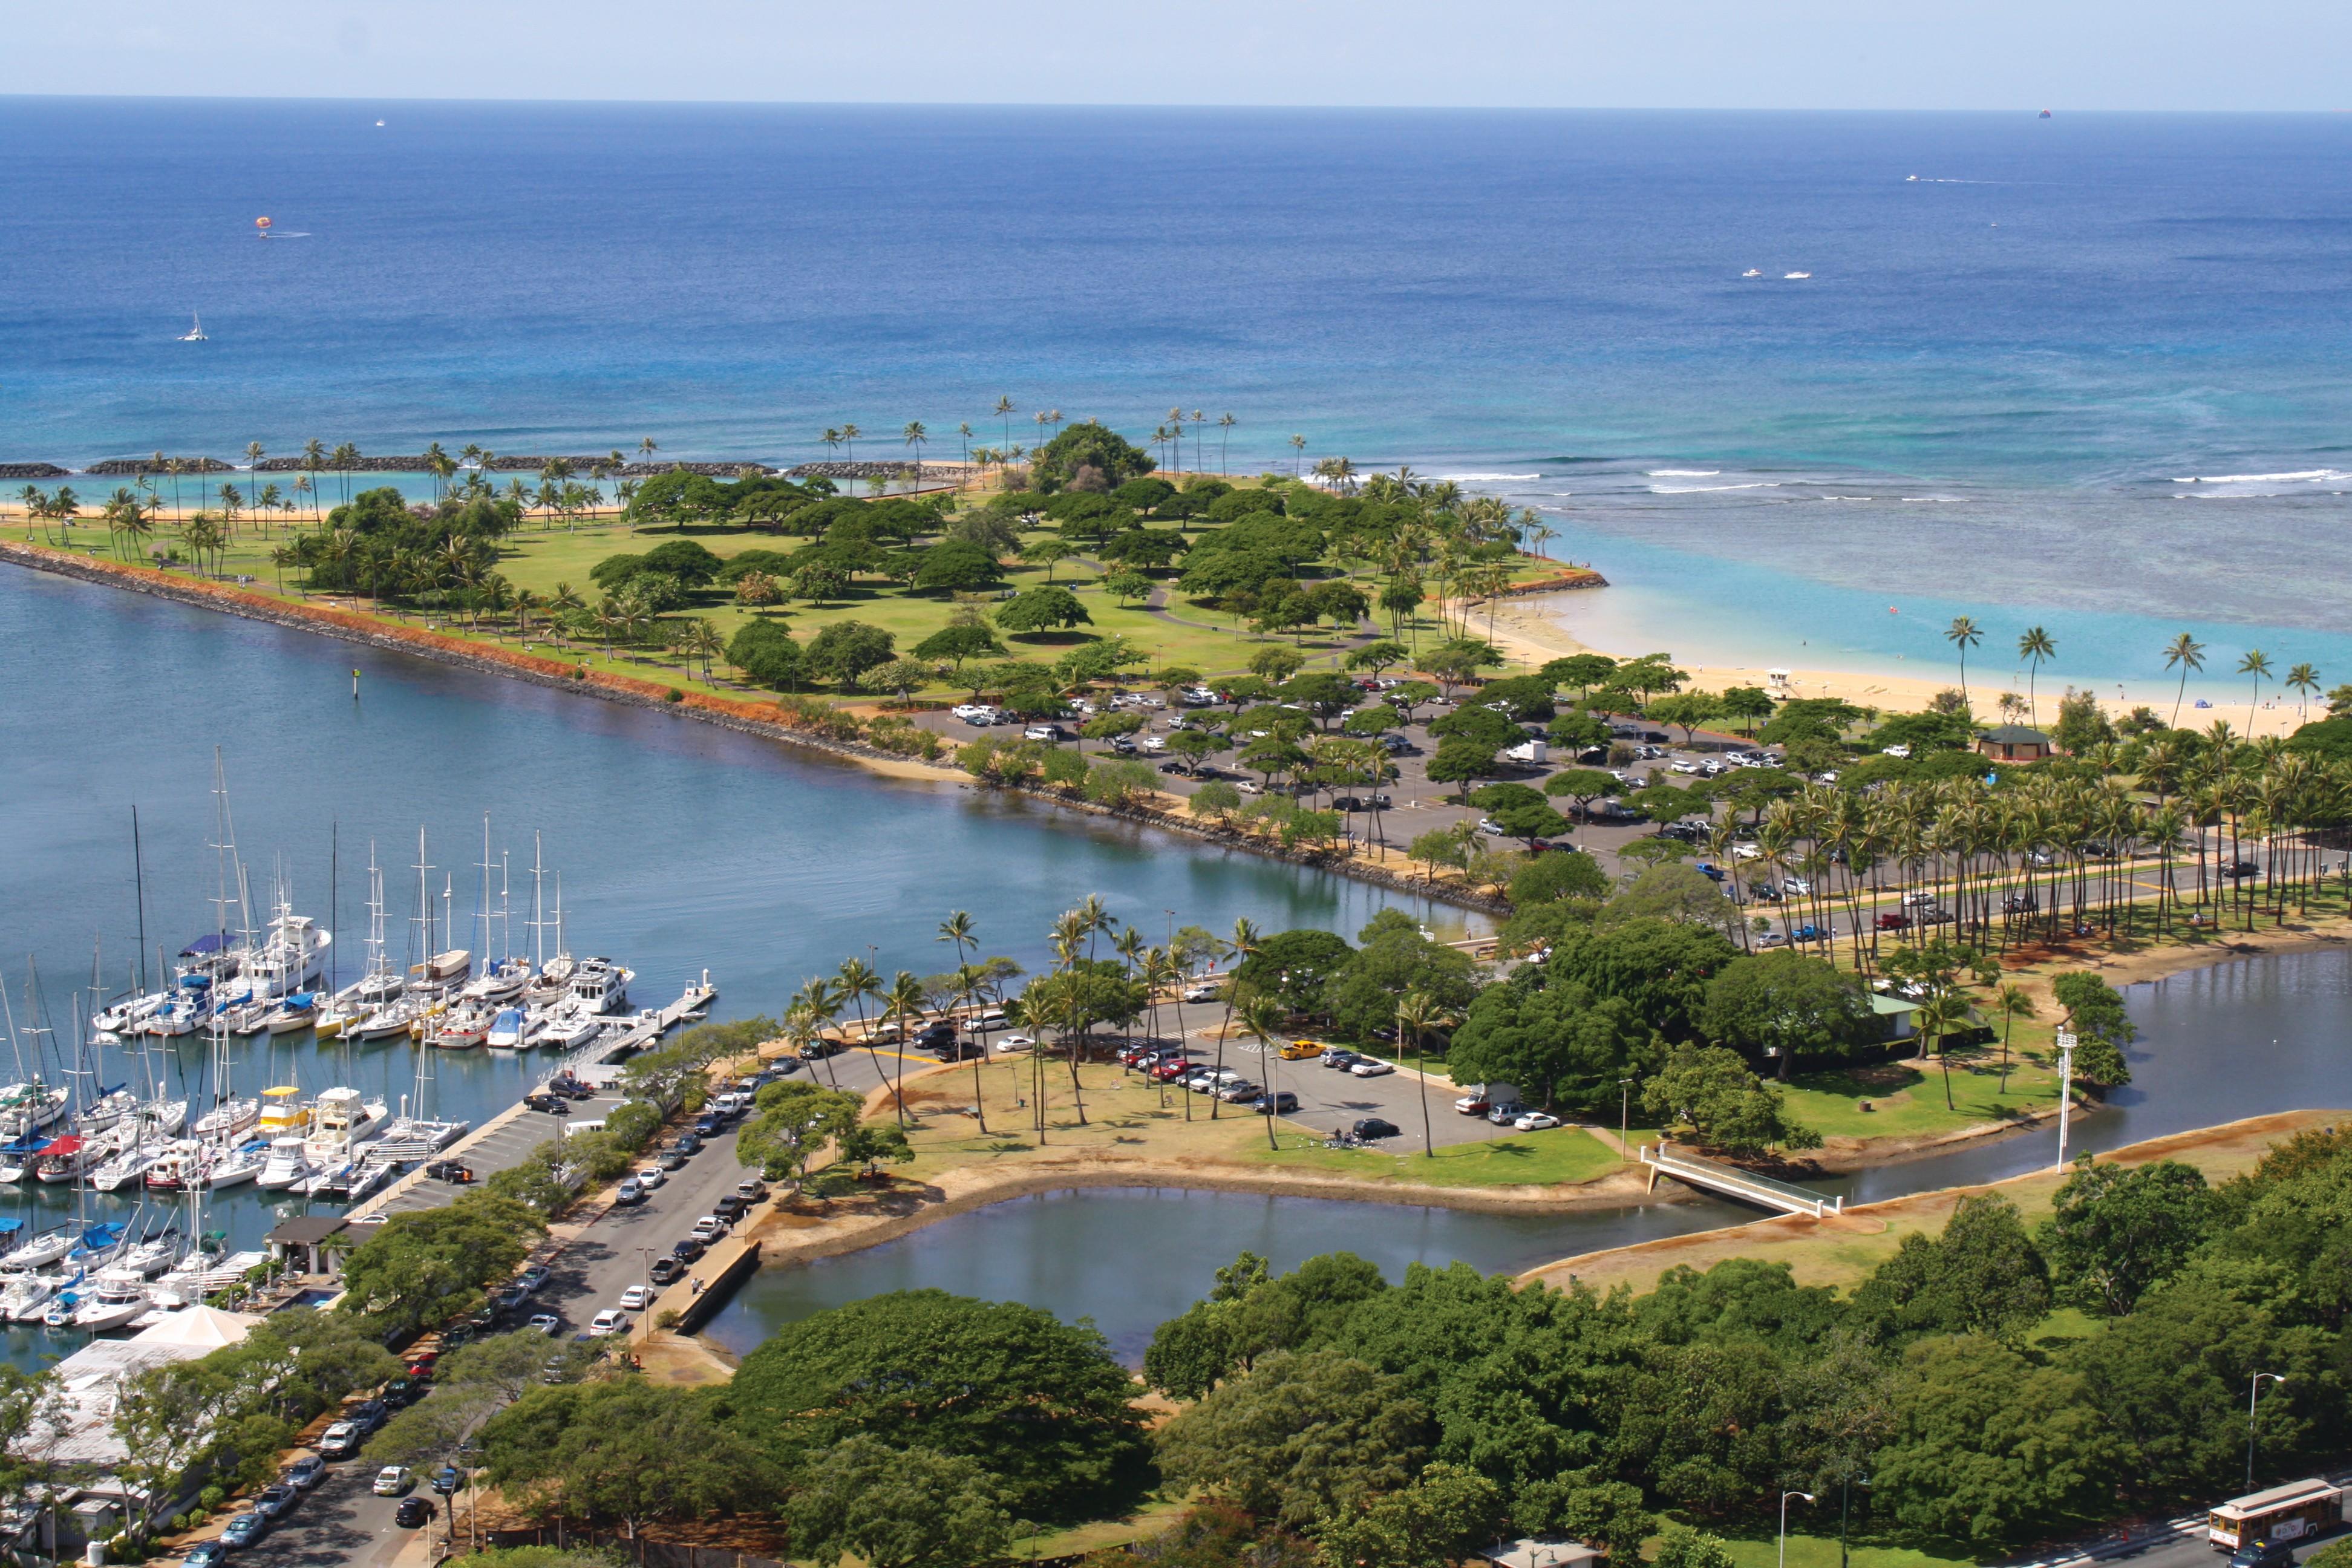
8;0;2347;109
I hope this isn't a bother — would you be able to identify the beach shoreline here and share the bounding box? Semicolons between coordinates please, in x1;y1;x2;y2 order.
1484;584;2316;739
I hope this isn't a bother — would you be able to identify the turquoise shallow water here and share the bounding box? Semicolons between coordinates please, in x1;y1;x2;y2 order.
6;102;2352;654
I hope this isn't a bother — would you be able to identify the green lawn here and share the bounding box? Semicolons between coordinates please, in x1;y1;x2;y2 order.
1252;1123;1626;1188
1779;1040;2065;1143
1707;1525;1986;1568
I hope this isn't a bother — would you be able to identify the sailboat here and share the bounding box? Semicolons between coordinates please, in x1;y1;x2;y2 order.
178;314;207;342
319;844;403;1037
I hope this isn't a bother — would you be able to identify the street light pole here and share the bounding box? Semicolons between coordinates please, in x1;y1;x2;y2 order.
2053;1028;2076;1171
2248;1372;2288;1488
1619;1077;1634;1160
1782;1491;1815;1568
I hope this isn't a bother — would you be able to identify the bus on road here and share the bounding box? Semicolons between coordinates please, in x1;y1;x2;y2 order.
2209;1480;2343;1553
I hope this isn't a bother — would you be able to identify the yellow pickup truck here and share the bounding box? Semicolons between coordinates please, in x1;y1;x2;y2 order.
1279;1039;1325;1061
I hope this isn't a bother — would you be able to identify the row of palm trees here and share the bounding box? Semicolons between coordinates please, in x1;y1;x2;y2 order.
760;903;1465;1165
1698;727;2351;972
1941;619;2328;733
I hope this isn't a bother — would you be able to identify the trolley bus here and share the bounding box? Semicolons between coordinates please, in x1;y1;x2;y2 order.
2209;1480;2343;1552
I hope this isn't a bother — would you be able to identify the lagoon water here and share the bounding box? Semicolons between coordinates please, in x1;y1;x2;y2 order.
0;566;1449;1282
7;102;2352;678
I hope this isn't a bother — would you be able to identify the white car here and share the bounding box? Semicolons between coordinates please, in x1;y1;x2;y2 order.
1349;1059;1396;1078
690;1216;725;1241
1731;843;1762;860
995;1033;1036;1053
1783;877;1812;895
1513;1111;1563;1131
526;1314;560;1336
618;1285;652;1310
950;703;996;724
371;1466;413;1497
635;1165;666;1189
1139;735;1167;752
587;1309;627;1337
1669;759;1700;774
1182;983;1223;1003
1476;817;1508;836
1883;743;1912;759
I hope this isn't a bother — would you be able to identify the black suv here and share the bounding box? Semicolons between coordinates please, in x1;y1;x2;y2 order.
2230;1544;2298;1568
523;1092;569;1114
1352;1117;1402;1141
713;1194;748;1221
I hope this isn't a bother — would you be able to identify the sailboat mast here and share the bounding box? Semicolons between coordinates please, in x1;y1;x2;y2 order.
132;804;149;995
330;820;339;993
530;832;546;970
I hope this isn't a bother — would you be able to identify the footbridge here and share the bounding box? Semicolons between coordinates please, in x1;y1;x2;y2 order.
1640;1142;1844;1218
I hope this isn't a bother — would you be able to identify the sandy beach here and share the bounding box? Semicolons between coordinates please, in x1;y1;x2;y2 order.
1483;587;2316;740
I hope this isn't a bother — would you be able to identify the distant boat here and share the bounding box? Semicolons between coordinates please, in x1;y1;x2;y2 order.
375;120;385;128
1906;174;1918;181
178;314;207;342
1742;269;1763;278
2040;109;2053;119
1784;272;1811;280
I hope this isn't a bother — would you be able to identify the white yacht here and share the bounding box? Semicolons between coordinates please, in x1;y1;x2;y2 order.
568;958;633;1016
263;993;320;1034
0;1084;71;1140
191;1097;260;1140
244;909;331;1000
91;1142;164;1192
206;1142;267;1189
0;1271;60;1322
256;1135;316;1191
462;956;532;1005
34;1135;103;1184
143;1141;212;1192
73;1273;155;1331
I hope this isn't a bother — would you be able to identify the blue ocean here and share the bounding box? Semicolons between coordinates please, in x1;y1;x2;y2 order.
7;100;2352;686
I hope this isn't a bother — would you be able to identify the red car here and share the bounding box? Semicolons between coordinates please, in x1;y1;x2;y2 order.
1149;1057;1202;1082
1875;912;1912;932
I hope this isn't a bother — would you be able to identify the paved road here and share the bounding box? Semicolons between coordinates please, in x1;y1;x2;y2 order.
234;1112;758;1568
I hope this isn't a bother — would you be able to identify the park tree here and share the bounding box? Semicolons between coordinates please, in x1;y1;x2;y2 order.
1872;1336;2116;1546
788;1436;1013;1568
1447;975;1648;1112
1641;1044;1821;1155
1647;692;1722;745
1508;848;1607;909
1029;420;1157;491
337;1191;546;1338
1850;1195;2051;1344
1467;782;1569;848
737;1080;866;1186
1540;653;1621;697
1154;1348;1430;1532
725;1289;1150;1523
996;583;1094;633
1322;913;1478;1043
1312;1462;1504;1568
1700;950;1880;1079
1543;917;1739;1040
2037;1158;2216;1316
726;619;803;690
1543;767;1621;815
912;539;1006;592
1719;685;1776;735
806;620;897;687
1233;929;1357;1014
912;622;1006;673
2051;972;2135;1088
482;1380;769;1539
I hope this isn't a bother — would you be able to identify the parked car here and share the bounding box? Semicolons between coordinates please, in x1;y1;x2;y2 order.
618;1284;652;1310
588;1310;627;1337
1454;1094;1490;1116
285;1455;327;1491
218;1514;268;1550
371;1465;414;1497
423;1159;474;1183
1320;1049;1364;1070
186;1541;229;1568
1875;912;1912;932
737;1178;771;1202
2227;1544;2297;1568
1746;883;1782;904
252;1483;297;1521
656;1149;686;1171
1022;724;1068;742
349;1397;389;1432
1783;877;1812;895
517;1263;551;1293
526;1314;560;1336
1255;1091;1301;1115
431;1465;462;1495
671;1237;706;1262
1215;1080;1263;1103
690;1215;726;1241
714;1194;749;1221
1513;1111;1563;1131
394;1497;435;1530
522;1091;568;1114
996;1033;1038;1053
1149;1056;1200;1082
1182;982;1224;1002
633;1164;666;1190
673;1132;702;1155
1348;1058;1395;1078
613;1178;645;1206
1486;1104;1523;1126
1352;1118;1401;1140
2224;860;2261;879
650;1255;685;1285
1694;863;1725;882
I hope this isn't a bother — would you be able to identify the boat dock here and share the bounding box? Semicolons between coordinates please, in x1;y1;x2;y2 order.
350;976;715;1223
1639;1142;1844;1219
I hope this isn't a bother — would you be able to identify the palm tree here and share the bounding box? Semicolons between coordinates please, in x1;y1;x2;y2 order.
1990;984;2034;1093
1395;991;1452;1158
836;958;893;1118
820;428;842;466
2287;662;2321;722
2016;626;2056;728
950;960;992;1132
883;970;927;1128
2164;633;2207;726
792;977;846;1089
639;437;659;466
1217;413;1237;475
903;421;928;483
679;618;723;678
841;423;861;463
1238;995;1288;1150
937;911;976;972
1944;615;1983;707
244;442;264;514
1910;988;1973;1109
1208;918;1259;1120
993;396;1016;456
1289;434;1306;476
2238;648;2273;734
330;443;360;504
